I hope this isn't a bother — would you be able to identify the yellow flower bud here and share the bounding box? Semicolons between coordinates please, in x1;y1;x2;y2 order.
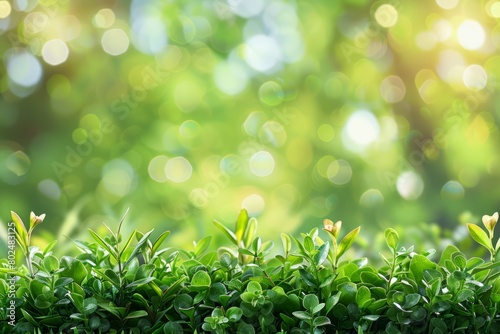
323;219;342;239
482;212;499;238
29;211;46;231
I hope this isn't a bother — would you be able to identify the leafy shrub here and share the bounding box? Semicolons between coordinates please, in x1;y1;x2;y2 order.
1;210;500;333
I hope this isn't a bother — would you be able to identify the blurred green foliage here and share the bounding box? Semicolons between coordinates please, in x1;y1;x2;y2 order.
1;0;500;251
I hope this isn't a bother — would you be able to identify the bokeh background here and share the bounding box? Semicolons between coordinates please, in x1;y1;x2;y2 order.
1;0;500;253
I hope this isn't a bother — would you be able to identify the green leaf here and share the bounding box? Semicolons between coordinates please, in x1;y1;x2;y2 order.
124;310;148;320
438;244;460;266
213;219;238;246
238;248;254;256
246;281;262;293
226;307;243;322
123;229;153;269
281;233;291;255
163;322;184;334
456;289;474;303
125;277;156;288
43;255;59;272
403;293;420;309
356;286;371;308
314;242;329;266
471;261;500;274
88;228;118;260
326;292;341;314
251;237;262;253
43;240;57;256
191;270;211;287
384;228;399;251
60;256;88;285
291;235;308;257
452;253;467;270
337;226;361;259
83;297;98;315
34;295;51;309
313;316;331;327
151;230;170;254
292;311;312;320
194;235;212;257
303;236;315;254
119;229;137;258
243;217;258;248
410;254;436;284
11;211;28;252
303;294;319;311
235;209;249;244
467;224;493;251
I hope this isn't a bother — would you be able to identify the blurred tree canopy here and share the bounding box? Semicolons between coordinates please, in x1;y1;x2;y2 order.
1;0;500;248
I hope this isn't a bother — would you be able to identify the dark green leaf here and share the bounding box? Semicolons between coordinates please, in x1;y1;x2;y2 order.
402;293;420;309
313;316;331;327
124;310;148;320
292;311;311;320
456;289;474;303
303;294;319;311
123;229;154;269
83;297;98;315
314;242;329;266
356;286;371;308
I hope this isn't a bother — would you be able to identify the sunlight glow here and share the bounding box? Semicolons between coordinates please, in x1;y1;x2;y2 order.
342;110;380;151
380;75;406;103
457;20;485;50
492;2;500;18
374;4;398;28
436;0;459;10
101;29;129;56
463;64;488;91
94;8;115;28
249;151;275;177
327;160;352;185
244;34;281;72
242;194;265;216
165;157;192;183
42;39;69;66
396;171;424;200
6;50;42;87
0;1;12;18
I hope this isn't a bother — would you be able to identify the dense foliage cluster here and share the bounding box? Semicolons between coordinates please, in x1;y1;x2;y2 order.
2;210;500;333
3;1;500;244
